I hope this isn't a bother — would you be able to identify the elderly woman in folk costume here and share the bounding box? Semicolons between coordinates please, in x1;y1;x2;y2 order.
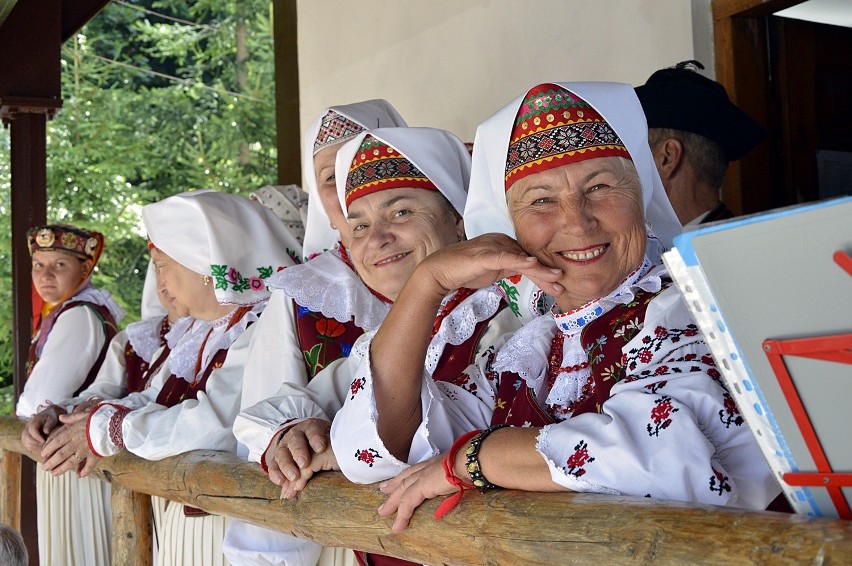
329;83;780;534
40;190;301;566
223;101;406;566
23;261;184;564
230;126;520;566
15;223;123;566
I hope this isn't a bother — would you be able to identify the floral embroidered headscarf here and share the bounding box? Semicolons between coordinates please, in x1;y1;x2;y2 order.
334;127;471;217
302;100;407;258
142;190;302;305
464;82;682;322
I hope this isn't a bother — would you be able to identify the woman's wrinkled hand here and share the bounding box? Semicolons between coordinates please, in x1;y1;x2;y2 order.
264;418;337;497
377;454;456;532
40;410;100;477
279;448;339;500
420;233;564;298
21;404;66;455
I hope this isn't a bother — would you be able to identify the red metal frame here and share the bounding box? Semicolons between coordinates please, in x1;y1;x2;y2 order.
760;250;852;519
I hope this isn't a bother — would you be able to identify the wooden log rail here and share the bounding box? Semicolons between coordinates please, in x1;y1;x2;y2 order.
1;416;850;565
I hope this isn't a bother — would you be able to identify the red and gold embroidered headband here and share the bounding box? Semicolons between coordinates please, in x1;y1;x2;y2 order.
505;84;631;190
313;110;365;155
27;224;104;264
344;135;438;209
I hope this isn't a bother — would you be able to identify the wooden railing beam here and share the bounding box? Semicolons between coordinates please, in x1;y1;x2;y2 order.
1;416;850;565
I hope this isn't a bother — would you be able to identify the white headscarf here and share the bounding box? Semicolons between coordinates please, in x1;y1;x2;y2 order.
142;190;302;305
334;127;471;217
140;259;168;319
464;82;681;251
302;100;407;258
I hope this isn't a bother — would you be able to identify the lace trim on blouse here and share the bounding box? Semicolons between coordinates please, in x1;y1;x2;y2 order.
266;243;389;331
424;286;502;375
166;302;264;382
495;258;666;410
125;316;165;363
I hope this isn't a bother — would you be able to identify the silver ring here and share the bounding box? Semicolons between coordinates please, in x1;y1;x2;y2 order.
72;453;81;462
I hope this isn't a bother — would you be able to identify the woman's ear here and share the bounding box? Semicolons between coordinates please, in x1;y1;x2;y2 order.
81;259;94;280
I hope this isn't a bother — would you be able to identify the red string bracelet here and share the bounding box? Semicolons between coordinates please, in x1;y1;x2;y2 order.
434;429;480;520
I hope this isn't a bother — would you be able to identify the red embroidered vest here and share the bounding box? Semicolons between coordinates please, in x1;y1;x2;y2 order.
125;317;171;394
155;308;255;407
491;282;669;427
27;301;119;397
292;299;365;379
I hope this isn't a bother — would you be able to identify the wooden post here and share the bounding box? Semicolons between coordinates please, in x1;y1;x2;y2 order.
272;0;301;185
0;449;21;529
111;484;153;566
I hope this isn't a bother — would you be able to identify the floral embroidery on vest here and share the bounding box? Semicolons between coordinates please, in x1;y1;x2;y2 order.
293;300;363;378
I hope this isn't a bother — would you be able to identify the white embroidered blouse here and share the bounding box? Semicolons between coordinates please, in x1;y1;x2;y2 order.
330;261;780;510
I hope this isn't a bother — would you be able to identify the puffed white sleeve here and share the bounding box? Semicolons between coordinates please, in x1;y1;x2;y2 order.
535;288;778;510
59;330;132;408
330;309;519;485
86;323;256;460
238;290;312;412
234;343;362;466
16;306;106;418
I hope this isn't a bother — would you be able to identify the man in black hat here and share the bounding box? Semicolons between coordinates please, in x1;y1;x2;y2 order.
635;60;766;226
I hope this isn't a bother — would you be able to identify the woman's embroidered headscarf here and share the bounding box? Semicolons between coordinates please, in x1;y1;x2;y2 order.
142;190;302;305
302;100;407;258
334;127;471;217
465;82;681;249
464;82;682;322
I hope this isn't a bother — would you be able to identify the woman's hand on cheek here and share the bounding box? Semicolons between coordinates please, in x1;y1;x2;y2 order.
377;455;455;533
421;234;563;296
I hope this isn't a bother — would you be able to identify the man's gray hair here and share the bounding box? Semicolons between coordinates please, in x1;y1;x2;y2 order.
0;523;28;566
648;128;728;189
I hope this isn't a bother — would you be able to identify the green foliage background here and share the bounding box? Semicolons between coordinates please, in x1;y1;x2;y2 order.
0;0;279;410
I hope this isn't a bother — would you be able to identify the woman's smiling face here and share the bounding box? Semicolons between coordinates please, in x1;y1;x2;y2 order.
346;187;463;301
507;156;647;312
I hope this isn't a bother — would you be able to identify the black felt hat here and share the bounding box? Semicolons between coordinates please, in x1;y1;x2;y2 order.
635;61;766;161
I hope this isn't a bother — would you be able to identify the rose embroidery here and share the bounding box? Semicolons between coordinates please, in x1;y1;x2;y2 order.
709;467;732;495
564;440;595;477
355;447;381;467
249;277;264;291
647;395;679;437
718;393;744;428
350;377;365;400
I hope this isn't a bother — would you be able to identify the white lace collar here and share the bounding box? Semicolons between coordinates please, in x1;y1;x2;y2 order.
125;315;166;363
352;286;505;375
166;302;265;383
267;243;390;331
495;259;666;399
424;286;503;375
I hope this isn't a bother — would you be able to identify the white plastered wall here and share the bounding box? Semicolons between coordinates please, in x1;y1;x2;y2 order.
297;0;700;151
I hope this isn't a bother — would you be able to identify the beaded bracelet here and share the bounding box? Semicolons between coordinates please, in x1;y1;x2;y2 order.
466;423;509;492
